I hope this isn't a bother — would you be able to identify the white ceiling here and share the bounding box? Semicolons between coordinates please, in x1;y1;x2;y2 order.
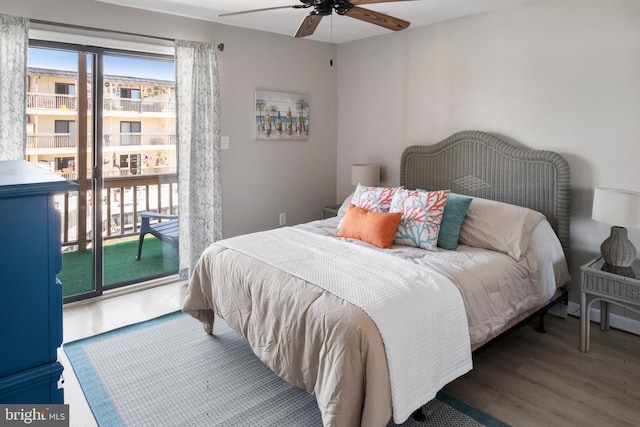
95;0;536;44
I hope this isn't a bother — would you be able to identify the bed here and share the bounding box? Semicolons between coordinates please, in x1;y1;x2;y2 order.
183;130;571;427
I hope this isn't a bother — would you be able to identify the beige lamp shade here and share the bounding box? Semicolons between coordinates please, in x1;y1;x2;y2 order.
351;164;380;187
592;188;640;228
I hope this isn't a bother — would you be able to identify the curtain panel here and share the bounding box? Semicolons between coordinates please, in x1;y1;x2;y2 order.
175;39;222;279
0;14;28;160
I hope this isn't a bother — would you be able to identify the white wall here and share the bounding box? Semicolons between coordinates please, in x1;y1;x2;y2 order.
336;0;640;306
0;0;337;238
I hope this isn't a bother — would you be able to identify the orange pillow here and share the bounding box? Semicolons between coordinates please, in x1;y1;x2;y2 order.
336;204;402;249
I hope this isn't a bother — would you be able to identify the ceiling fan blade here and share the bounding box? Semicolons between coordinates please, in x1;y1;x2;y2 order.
349;0;414;5
345;6;410;31
295;14;324;38
217;5;307;18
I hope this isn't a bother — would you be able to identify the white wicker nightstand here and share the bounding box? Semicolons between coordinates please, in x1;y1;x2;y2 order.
580;255;640;352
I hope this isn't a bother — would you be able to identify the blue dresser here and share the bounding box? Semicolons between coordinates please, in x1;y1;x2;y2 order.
0;160;78;403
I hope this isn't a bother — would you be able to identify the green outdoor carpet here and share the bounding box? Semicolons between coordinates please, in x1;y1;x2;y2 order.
58;237;178;297
64;312;510;427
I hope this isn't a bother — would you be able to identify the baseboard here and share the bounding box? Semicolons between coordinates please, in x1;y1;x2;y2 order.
567;301;640;336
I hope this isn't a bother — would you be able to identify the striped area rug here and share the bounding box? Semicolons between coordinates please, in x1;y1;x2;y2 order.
64;312;508;427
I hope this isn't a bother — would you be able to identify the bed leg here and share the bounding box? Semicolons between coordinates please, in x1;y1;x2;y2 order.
537;288;568;333
537;309;548;333
411;407;426;421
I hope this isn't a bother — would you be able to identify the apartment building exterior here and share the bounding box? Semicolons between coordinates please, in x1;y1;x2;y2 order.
25;66;178;253
25;66;176;179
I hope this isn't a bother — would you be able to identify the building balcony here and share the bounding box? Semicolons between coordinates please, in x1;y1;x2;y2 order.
103;133;176;147
56;172;178;244
27;93;78;110
57;234;178;300
53;172;179;297
103;98;175;114
26;133;77;151
26;93;175;116
26;132;176;152
58;235;178;298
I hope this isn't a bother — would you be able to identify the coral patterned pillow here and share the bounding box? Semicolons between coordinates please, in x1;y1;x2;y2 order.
337;184;403;232
351;184;402;212
390;189;450;250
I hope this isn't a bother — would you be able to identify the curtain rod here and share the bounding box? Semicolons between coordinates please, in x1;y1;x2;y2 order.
30;19;224;51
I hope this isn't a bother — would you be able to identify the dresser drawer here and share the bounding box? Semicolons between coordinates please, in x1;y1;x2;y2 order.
0;362;64;404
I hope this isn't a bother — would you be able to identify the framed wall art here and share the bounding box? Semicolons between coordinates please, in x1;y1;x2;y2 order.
255;90;309;140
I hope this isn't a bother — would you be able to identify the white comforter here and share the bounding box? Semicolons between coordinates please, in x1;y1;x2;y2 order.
217;227;472;423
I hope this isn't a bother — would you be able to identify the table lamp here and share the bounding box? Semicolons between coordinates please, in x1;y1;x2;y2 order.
351;164;380;187
592;187;640;267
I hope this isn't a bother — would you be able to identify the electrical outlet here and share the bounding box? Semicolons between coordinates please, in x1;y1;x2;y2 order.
279;212;286;226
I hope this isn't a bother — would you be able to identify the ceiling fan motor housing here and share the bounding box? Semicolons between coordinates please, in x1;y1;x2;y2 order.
304;0;354;16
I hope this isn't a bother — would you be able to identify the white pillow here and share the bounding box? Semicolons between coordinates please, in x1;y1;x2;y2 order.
458;196;544;260
337;192;354;218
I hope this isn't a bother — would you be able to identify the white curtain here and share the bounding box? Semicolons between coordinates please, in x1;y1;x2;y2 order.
175;39;222;280
0;14;28;160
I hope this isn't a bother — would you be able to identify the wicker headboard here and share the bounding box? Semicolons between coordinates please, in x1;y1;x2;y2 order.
400;130;570;258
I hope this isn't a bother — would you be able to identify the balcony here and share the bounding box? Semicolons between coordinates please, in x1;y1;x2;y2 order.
26;133;77;150
26;132;176;151
103;98;175;114
55;172;179;298
56;173;177;242
58;236;178;298
103;133;177;147
27;93;78;110
26;93;175;115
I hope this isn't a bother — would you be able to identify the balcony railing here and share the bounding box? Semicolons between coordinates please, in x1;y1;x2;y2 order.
104;98;175;113
26;133;76;150
26;93;174;114
104;133;177;147
56;173;178;247
26;132;176;150
27;93;77;110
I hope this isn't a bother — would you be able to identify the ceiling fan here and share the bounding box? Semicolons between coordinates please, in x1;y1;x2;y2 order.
218;0;412;38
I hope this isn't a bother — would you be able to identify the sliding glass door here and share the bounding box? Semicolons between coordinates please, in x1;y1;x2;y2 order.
100;53;177;292
26;40;177;302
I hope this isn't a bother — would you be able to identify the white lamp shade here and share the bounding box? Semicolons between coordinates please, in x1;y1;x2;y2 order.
592;187;640;229
351;164;380;187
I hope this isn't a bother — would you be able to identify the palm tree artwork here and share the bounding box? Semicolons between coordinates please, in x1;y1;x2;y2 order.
254;90;309;140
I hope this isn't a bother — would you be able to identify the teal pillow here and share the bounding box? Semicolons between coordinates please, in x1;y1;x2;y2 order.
437;195;472;250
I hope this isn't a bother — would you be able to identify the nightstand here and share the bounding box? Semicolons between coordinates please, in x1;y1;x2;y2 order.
580;255;640;352
322;204;342;219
